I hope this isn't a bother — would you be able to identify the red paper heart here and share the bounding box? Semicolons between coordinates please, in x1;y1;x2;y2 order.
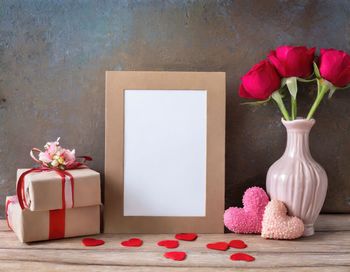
206;242;229;251
158;240;179;249
82;238;105;247
175;233;198;241
121;238;143;247
230;253;255;262
164;251;187;261
229;240;247;249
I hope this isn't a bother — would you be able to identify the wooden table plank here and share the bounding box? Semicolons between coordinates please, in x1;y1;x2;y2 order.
1;214;349;232
0;261;349;272
1;247;349;267
0;216;349;272
1;231;349;253
315;214;350;231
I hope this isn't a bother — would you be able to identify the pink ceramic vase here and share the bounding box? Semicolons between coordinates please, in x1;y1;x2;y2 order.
266;118;328;237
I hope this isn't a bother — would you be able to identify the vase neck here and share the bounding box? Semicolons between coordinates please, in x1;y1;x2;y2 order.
282;119;315;159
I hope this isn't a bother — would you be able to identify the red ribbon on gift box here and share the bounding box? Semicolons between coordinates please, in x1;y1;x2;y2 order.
6;196;67;239
15;148;92;239
16;167;76;210
5;196;16;231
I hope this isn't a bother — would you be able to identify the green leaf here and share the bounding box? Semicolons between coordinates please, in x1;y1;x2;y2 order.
286;77;298;99
307;80;330;119
279;87;288;98
336;83;350;90
327;82;350;98
317;78;322;95
328;85;337;98
280;78;287;88
313;62;321;78
296;77;317;83
271;91;291;121
305;72;315;79
241;97;271;106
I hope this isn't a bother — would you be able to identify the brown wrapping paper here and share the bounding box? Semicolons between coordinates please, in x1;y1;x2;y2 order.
17;168;101;211
6;196;100;243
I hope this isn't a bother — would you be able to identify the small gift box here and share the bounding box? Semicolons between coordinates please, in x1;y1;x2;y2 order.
17;168;101;211
6;196;100;243
7;138;102;243
16;138;101;211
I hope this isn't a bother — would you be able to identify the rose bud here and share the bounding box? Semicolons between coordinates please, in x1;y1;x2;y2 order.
319;48;350;87
239;60;281;100
268;45;316;78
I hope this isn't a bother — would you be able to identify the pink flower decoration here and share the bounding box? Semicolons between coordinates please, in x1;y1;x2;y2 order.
63;149;76;167
37;138;77;169
38;151;52;164
45;138;60;156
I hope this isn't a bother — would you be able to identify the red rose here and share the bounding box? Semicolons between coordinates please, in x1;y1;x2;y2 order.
319;48;350;87
268;45;316;78
239;60;281;100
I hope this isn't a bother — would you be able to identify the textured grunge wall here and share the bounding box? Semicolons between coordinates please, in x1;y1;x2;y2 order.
1;0;350;217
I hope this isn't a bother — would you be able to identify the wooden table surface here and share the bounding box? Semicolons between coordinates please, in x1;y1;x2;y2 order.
0;215;349;272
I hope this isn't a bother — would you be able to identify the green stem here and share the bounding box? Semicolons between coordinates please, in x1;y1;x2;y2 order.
306;80;330;120
272;91;291;121
285;77;298;120
291;96;297;120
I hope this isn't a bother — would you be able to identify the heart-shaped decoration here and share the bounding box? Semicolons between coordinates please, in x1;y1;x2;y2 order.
164;251;187;261
230;253;255;262
229;240;247;249
121;238;143;247
82;238;105;247
175;233;198;241
206;242;229;251
157;240;179;249
261;200;304;240
224;187;269;233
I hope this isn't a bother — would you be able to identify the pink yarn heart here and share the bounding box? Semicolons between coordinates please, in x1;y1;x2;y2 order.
261;200;304;240
224;187;269;234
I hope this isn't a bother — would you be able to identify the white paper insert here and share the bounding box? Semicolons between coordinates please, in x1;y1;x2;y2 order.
123;90;207;216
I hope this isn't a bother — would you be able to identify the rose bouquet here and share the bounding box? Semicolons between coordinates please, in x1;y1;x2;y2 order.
239;46;350;120
240;46;350;237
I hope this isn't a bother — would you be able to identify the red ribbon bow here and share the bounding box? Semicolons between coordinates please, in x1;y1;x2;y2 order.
16;149;92;210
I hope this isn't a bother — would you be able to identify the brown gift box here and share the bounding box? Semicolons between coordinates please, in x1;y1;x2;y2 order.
6;196;100;243
17;168;101;211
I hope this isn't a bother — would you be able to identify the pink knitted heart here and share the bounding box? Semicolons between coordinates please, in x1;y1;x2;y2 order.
261;200;304;240
224;187;269;234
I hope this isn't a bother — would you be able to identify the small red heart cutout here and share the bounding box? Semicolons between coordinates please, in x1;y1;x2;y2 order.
164;251;187;261
230;253;255;262
82;238;105;247
229;240;247;249
157;240;179;249
121;238;143;247
175;233;198;241
206;242;229;251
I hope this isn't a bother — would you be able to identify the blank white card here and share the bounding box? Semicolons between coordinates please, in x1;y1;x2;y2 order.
123;90;207;216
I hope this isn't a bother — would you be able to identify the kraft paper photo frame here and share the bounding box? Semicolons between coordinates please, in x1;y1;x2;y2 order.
104;71;225;233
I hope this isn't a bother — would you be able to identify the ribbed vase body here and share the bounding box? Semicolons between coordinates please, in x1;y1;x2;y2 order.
266;119;328;236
